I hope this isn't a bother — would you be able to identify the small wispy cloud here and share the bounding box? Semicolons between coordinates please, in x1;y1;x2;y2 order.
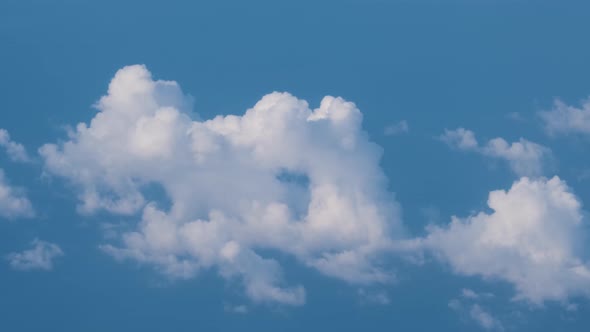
461;288;494;300
6;239;64;271
469;304;503;331
357;288;391;305
505;112;525;122
384;120;409;136
224;303;249;314
0;129;30;163
449;289;502;331
439;128;552;177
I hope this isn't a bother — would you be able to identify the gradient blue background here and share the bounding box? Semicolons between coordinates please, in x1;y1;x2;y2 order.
1;0;590;330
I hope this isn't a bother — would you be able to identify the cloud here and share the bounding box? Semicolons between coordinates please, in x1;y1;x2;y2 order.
440;128;478;150
224;304;248;314
440;128;551;177
357;288;391;305
0;169;34;219
6;239;64;271
424;176;590;304
506;112;525;122
383;120;409;136
469;304;503;331
0;129;30;163
40;65;405;305
539;98;590;136
461;288;494;300
449;290;503;331
461;288;479;300
0;129;34;219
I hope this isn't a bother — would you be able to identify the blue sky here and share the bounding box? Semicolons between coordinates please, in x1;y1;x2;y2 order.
2;0;590;331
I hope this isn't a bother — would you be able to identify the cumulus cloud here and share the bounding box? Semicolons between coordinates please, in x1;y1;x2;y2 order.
383;120;409;136
0;129;30;163
539;98;590;136
0;169;34;219
6;239;63;271
40;65;405;305
440;128;551;177
424;176;590;304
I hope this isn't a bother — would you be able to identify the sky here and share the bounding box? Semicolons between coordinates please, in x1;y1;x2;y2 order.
1;0;590;331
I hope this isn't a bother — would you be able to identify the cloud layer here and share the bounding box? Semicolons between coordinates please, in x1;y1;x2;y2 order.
40;65;405;305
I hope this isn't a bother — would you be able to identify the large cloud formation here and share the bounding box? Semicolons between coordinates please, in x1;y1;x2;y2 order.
423;176;590;304
40;65;404;305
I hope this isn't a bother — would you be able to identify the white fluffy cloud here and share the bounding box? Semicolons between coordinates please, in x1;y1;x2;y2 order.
440;128;551;177
539;98;590;135
6;239;63;271
40;65;405;305
424;176;590;304
0;129;30;163
0;169;34;219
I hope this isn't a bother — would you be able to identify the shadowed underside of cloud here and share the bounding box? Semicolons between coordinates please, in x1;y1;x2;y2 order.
39;65;405;305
